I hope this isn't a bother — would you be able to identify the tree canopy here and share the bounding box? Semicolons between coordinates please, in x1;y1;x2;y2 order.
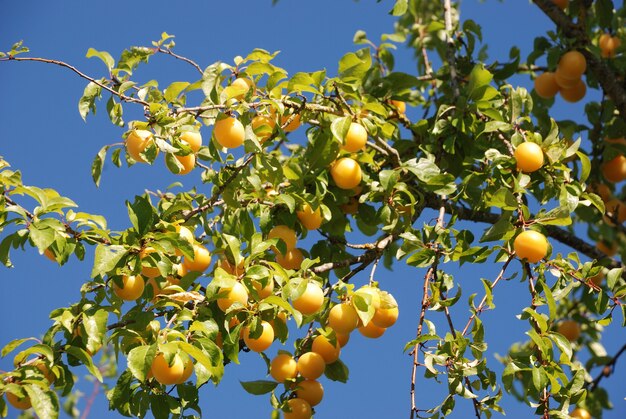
0;1;625;418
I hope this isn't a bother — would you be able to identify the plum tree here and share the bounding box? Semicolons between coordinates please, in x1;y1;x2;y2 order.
1;1;625;419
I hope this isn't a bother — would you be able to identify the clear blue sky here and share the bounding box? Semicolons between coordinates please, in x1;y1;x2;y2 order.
1;1;623;418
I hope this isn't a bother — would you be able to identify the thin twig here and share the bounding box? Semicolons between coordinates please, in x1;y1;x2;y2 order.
155;47;203;74
1;56;148;106
461;255;515;336
587;343;626;391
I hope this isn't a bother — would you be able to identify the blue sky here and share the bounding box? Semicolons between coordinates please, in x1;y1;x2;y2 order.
1;1;623;418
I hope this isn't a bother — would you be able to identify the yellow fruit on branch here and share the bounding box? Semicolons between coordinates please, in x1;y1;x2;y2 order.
533;72;559;99
251;114;276;142
173;153;195;175
151;352;185;385
599;33;621;58
328;302;360;334
292;282;324;315
514;142;544;173
242;321;274;352
557;319;581;342
125;129;157;163
231;77;254;100
390;99;406;114
139;247;161;278
6;390;31;410
311;334;341;364
213;114;245;148
330;157;362;190
341;122;368;152
276;248;304;270
358;321;386;338
182;244;212;272
559;78;586;103
601;155;626;183
281;112;301;132
252;278;274;299
513;230;549;263
296;352;326;380
372;292;399;328
216;281;249;312
570;408;591;419
294;379;324;406
283;398;312;419
176;354;194;384
557;50;586;80
113;275;145;301
270;354;298;383
179;131;202;153
268;225;298;254
296;203;323;230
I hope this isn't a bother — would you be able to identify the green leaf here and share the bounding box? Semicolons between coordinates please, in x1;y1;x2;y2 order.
127;345;157;382
324;358;349;383
86;48;115;70
177;341;224;382
338;49;372;81
78;81;102;121
92;145;109;187
91;244;127;278
127;195;156;236
24;384;59;419
390;0;408;16
549;332;572;364
65;346;102;382
467;64;493;101
479;211;513;243
331;116;352;144
486;188;518;210
239;380;278;395
577;151;591;183
1;338;35;358
164;81;190;103
522;308;548;332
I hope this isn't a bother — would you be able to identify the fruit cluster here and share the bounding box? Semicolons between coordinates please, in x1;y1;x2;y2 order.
534;50;587;103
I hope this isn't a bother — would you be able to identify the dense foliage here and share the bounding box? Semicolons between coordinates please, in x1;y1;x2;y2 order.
1;1;625;418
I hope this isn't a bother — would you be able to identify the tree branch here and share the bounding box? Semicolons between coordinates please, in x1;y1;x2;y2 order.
587;343;626;391
0;56;149;107
155;47;203;75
